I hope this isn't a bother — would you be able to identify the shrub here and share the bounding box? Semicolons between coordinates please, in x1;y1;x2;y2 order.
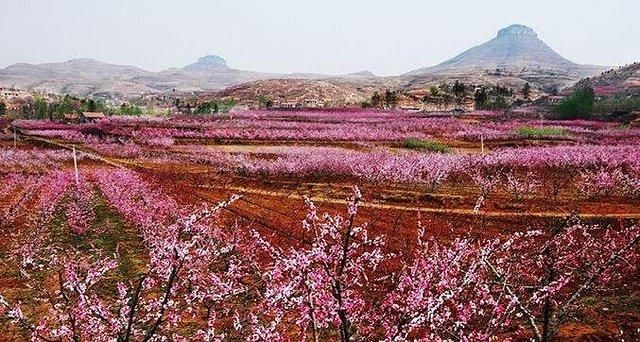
402;138;450;153
553;87;595;119
474;86;512;110
514;126;568;138
195;99;237;115
116;104;143;116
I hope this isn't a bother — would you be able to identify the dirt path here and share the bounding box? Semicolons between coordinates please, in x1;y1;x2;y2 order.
196;184;640;219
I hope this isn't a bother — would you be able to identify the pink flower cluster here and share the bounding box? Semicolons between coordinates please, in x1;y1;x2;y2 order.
188;144;640;199
16;110;640;146
234;147;462;191
0;149;90;172
65;181;97;235
577;167;640;199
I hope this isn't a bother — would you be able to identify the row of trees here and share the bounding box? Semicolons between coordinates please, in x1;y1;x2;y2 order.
5;95;148;120
1;174;638;341
363;90;399;109
362;82;470;110
422;81;469;108
26;95;109;120
474;84;518;110
423;81;531;110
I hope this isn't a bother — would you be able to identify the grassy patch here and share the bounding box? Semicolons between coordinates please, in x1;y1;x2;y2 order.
514;126;568;138
51;194;146;280
91;199;146;279
402;138;450;153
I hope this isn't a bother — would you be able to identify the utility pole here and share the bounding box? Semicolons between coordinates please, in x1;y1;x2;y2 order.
480;134;485;155
72;145;79;184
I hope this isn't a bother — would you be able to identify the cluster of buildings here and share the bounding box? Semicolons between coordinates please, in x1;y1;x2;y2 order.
0;87;36;112
270;98;326;109
62;111;106;123
0;87;108;122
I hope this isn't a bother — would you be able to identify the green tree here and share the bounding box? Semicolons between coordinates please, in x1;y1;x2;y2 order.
52;95;78;119
452;81;467;105
494;85;513;97
554;86;595;119
474;87;488;109
371;92;383;108
493;95;511;110
442;93;453;108
33;97;49;119
474;86;513;110
80;98;108;113
258;96;273;109
594;96;640;114
217;99;237;113
198;101;218;115
85;99;98;112
0;102;6;115
95;100;108;113
53;100;69;118
194;99;236;115
522;83;532;101
429;86;440;97
117;103;143;116
384;90;398;108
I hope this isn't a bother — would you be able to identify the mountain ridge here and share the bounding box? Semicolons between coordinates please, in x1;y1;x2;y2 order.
0;56;377;98
0;56;281;97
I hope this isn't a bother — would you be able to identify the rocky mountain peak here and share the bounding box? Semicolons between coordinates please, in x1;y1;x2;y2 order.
406;24;588;75
184;55;228;70
497;24;537;38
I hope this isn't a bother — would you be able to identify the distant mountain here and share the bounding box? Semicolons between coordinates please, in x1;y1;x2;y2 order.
37;58;151;78
408;24;604;76
0;56;285;98
0;55;339;99
134;55;281;94
183;55;229;71
0;58;155;96
341;70;378;80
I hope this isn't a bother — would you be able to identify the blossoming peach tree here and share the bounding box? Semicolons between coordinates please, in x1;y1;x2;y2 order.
1;170;638;341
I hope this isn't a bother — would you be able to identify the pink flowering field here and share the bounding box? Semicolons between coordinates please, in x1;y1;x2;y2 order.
1;110;639;341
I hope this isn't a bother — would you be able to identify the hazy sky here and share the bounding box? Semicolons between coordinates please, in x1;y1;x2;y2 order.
1;0;638;76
